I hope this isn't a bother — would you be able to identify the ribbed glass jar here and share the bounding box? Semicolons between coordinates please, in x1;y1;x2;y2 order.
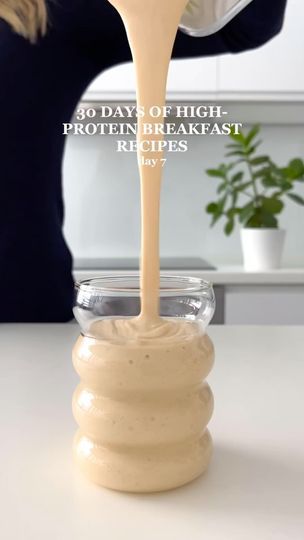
72;275;215;492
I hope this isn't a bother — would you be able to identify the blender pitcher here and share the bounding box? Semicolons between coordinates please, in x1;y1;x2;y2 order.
180;0;254;36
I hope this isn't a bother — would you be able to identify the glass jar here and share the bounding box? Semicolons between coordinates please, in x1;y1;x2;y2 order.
180;0;253;37
72;275;215;493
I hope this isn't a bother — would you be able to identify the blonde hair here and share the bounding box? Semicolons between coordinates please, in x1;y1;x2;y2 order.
0;0;47;42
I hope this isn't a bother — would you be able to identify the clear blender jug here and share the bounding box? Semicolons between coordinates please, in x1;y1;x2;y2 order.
180;0;254;37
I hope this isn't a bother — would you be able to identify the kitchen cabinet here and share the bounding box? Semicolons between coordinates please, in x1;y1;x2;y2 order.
225;285;304;325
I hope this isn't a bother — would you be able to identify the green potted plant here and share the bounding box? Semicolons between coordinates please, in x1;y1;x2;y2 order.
205;125;304;270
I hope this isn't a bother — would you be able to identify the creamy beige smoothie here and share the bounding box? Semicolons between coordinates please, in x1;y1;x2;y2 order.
73;318;214;492
72;0;215;492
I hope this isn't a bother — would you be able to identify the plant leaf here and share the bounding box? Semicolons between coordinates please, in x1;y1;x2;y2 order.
206;169;226;178
217;183;227;194
276;178;293;191
245;141;262;156
225;219;234;235
232;191;238;207
239;202;255;225
261;197;284;214
250;156;269;166
235;181;252;192
254;167;271;179
231;171;244;183
288;159;304;178
245;124;260;147
261;176;278;188
225;150;245;158
218;195;228;212
206;202;218;214
260;211;278;228
229;130;246;144
287;193;304;205
227;208;241;218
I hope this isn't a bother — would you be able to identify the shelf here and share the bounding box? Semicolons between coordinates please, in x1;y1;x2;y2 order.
74;267;304;286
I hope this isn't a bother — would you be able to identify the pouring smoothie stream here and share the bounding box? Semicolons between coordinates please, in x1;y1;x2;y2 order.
108;0;189;328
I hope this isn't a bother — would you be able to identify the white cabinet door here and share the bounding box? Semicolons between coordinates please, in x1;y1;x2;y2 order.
84;57;217;100
225;285;304;325
218;0;304;93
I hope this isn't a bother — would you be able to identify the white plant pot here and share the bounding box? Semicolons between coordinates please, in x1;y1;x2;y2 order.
241;228;286;271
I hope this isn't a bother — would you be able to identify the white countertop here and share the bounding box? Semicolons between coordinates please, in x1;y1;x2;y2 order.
74;267;304;285
0;324;304;540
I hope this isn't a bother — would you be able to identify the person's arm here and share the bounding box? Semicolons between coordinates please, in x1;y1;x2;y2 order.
173;0;288;58
88;0;288;68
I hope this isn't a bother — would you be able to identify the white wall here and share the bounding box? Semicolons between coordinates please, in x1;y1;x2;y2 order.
63;119;304;267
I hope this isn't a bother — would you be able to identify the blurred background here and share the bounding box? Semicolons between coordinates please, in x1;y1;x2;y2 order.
63;0;304;325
